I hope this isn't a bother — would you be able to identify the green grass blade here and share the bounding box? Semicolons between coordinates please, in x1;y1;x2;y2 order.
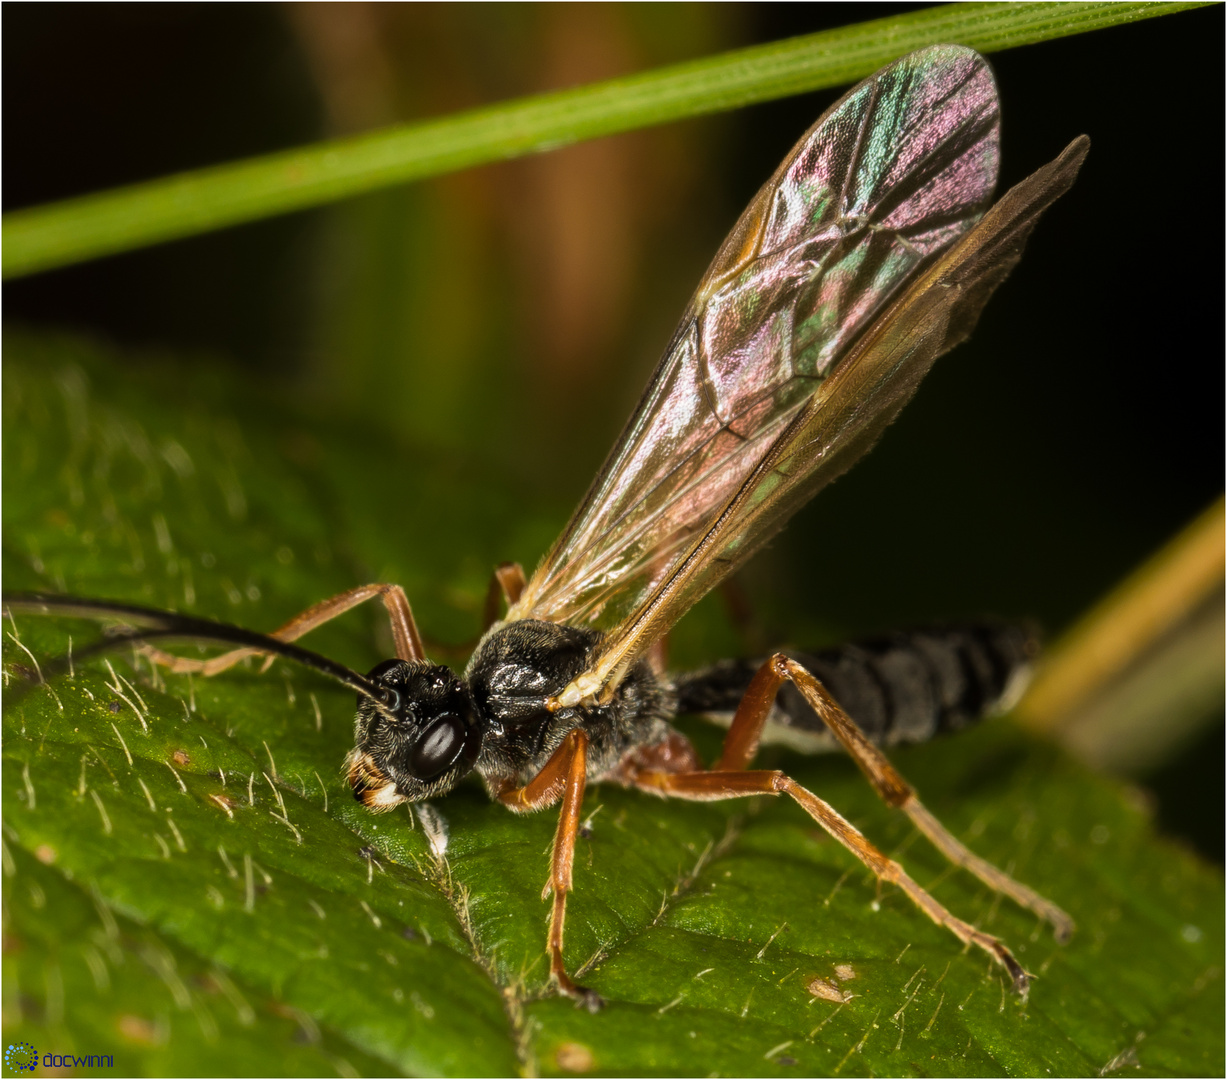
2;1;1208;280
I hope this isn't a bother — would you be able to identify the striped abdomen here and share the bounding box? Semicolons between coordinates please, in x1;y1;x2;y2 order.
672;622;1037;752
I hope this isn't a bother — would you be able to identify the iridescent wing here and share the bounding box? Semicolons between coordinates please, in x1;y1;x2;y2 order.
510;45;1003;632
560;134;1090;704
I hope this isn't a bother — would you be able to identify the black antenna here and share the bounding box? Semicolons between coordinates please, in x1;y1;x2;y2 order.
3;592;384;701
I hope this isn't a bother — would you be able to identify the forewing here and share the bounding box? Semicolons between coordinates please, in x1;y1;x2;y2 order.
563;135;1090;702
510;45;1001;630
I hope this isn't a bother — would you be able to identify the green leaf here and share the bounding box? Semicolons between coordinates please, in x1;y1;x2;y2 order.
4;335;1223;1076
2;842;398;1077
1;1;1209;279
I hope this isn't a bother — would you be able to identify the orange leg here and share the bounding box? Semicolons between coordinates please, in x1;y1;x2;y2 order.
405;563;531;662
148;563;528;677
637;651;1076;993
632;766;1032;993
143;583;426;675
481;563;527;631
644;634;670;677
714;654;1072;941
497;728;601;1011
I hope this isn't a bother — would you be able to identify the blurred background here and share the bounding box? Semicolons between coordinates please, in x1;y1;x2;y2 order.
4;3;1223;857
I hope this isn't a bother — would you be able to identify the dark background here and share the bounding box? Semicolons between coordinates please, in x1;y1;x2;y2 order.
5;3;1223;858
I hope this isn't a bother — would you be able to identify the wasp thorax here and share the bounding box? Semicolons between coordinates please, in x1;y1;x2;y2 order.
347;659;481;810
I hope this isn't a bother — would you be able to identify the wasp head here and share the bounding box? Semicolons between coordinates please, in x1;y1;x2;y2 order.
347;659;481;810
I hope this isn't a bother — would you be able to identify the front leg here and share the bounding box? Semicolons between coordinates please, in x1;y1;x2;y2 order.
497;728;602;1011
143;582;426;675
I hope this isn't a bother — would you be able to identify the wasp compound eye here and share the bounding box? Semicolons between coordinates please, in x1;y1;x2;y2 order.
408;714;467;780
351;659;480;806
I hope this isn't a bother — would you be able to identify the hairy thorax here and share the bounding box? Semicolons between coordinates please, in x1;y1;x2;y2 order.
464;620;678;793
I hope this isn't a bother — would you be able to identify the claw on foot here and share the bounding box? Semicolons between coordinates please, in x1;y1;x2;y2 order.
554;971;604;1012
998;945;1032;996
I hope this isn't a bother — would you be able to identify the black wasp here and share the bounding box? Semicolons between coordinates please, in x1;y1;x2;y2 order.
6;47;1085;1010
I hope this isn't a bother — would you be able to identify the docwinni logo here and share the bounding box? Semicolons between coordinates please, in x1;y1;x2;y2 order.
40;1055;114;1070
4;1045;37;1074
4;1045;115;1073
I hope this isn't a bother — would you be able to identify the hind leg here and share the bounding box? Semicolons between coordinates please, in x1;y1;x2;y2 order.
711;653;1073;941
631;766;1033;992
